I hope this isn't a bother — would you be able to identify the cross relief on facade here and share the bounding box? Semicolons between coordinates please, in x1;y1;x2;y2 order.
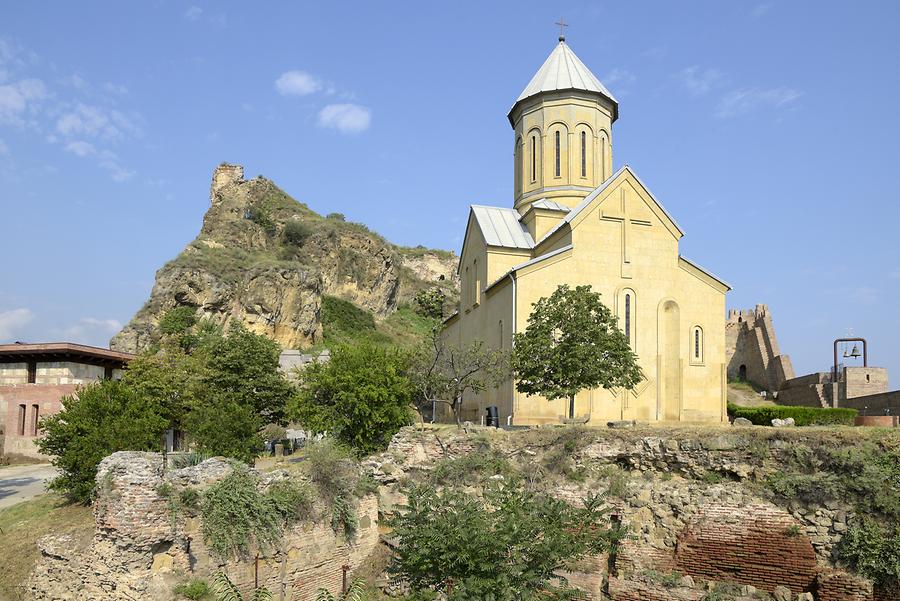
600;188;652;278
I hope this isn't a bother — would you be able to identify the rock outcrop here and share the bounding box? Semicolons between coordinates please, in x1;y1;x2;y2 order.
111;163;458;353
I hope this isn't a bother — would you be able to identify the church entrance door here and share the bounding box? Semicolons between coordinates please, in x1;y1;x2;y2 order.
659;300;681;421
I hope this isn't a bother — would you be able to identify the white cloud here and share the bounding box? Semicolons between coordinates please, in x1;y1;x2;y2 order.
98;150;135;182
275;70;322;96
184;6;203;21
0;308;34;341
751;3;773;18
0;78;47;125
674;66;723;97
64;139;95;157
317;103;371;133
604;68;636;93
60;317;123;342
715;87;802;118
55;103;141;140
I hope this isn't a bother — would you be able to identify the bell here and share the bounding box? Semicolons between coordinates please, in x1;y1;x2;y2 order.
850;344;862;358
843;348;850;358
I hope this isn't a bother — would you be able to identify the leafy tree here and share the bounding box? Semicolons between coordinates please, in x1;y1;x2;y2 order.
159;305;198;336
388;481;623;600
410;324;510;426
513;284;642;419
282;220;312;247
37;379;168;503
289;343;415;456
413;288;445;320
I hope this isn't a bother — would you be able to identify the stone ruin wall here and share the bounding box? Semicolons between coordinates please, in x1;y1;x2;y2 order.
25;452;379;601
25;427;897;601
366;427;894;601
726;304;796;393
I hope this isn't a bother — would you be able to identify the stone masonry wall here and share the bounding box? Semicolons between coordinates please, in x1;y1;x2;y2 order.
25;452;379;601
726;304;795;392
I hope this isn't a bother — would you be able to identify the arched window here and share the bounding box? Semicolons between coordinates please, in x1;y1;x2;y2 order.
691;326;704;364
530;135;537;182
499;320;504;348
624;294;631;340
581;131;587;177
554;130;561;177
600;136;607;180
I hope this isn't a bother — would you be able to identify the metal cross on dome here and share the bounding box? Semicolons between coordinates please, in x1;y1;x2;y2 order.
555;18;568;40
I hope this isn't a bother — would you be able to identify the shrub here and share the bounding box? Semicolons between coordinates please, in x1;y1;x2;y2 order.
200;465;311;560
326;212;346;221
159;306;197;335
173;578;210;600
413;288;445;319
429;448;516;487
283;220;312;247
320;295;377;338
290;344;415;456
303;440;369;538
727;402;857;426
388;481;625;599
37;379;169;504
835;519;900;587
246;206;276;236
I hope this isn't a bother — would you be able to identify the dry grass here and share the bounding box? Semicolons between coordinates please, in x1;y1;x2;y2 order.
0;493;94;600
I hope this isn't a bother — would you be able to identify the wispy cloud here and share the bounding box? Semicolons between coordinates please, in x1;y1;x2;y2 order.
715;87;802;118
184;6;203;21
0;37;143;182
317;103;371;134
64;139;95;157
275;70;322;96
60;316;122;341
751;3;774;18
604;68;636;94
0;307;34;341
673;66;723;97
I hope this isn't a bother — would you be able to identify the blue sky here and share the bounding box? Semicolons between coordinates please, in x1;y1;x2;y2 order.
1;1;898;383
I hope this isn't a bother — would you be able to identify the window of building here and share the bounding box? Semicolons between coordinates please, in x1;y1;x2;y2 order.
104;365;114;379
499;320;504;348
581;131;587;177
624;294;631;340
27;361;36;384
692;326;704;364
18;404;26;436
31;404;39;436
530;135;537;182
473;259;480;305
554;130;561;177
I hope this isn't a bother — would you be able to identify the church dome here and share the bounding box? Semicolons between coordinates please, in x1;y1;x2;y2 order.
509;39;618;124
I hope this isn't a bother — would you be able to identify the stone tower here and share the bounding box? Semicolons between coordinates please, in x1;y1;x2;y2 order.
509;36;618;214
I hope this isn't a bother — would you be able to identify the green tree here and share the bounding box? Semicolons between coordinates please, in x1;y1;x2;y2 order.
413;288;445;320
37;379;169;503
289;343;415;456
512;284;642;419
388;481;623;600
411;324;510;426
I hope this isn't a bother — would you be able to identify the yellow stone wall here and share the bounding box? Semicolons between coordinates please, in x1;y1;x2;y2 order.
447;168;728;426
511;91;616;213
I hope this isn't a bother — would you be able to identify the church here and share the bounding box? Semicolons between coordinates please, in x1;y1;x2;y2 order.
442;35;731;425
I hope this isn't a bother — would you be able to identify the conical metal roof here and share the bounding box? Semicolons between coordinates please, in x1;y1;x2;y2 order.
509;39;617;121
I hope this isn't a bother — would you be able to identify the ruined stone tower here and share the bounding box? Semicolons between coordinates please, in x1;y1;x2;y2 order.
726;304;795;392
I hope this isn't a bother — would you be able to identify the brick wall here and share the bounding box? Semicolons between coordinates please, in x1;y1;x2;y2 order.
674;504;818;595
1;384;77;458
816;570;874;601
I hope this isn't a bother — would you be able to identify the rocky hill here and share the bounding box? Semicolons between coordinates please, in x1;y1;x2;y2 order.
111;163;458;353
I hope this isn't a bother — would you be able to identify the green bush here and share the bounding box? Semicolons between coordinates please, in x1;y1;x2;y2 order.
173;578;210;600
835;519;900;587
247;206;276;235
429;448;517;487
387;481;625;600
37;379;169;504
413;288;445;320
283;220;312;247
326;212;346;221
303;440;369;538
290;343;415;455
321;296;376;336
200;465;311;560
159;306;197;335
727;402;857;426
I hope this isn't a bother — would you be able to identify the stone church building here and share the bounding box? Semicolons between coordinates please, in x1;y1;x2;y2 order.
443;37;731;425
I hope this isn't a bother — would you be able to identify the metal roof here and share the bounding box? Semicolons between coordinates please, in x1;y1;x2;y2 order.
679;256;732;290
530;199;571;213
471;205;536;250
511;40;617;117
0;342;135;365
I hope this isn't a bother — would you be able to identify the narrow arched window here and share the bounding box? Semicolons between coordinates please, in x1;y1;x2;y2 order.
581;131;586;177
530;135;536;182
554;130;561;177
624;294;631;340
499;321;504;348
692;326;703;363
